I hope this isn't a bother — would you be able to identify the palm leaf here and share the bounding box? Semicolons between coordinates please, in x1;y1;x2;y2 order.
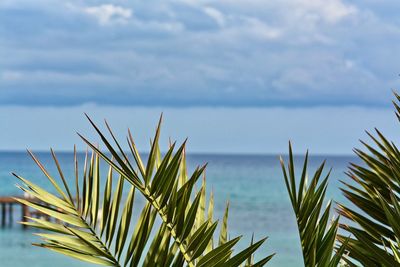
336;93;400;266
15;115;273;266
280;143;346;266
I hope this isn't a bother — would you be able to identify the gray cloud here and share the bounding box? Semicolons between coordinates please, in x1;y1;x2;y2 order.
0;0;399;107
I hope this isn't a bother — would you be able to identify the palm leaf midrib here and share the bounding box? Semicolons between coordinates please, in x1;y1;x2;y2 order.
16;115;273;267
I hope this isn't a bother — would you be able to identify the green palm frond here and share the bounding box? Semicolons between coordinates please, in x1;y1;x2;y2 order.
337;93;400;266
15;115;274;267
280;143;346;267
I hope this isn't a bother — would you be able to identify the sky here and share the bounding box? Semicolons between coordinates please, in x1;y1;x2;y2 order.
1;0;400;154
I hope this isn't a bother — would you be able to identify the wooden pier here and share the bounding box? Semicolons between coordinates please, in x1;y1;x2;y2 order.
0;196;46;229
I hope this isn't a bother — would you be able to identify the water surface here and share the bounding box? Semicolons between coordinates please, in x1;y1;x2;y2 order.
0;152;359;266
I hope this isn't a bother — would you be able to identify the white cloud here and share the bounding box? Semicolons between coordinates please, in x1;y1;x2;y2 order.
345;60;355;69
1;0;398;108
203;6;226;27
84;4;132;25
241;17;282;40
177;0;357;23
176;0;356;44
133;19;184;33
1;71;22;81
292;0;357;24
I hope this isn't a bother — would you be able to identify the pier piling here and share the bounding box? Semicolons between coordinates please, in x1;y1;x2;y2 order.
0;196;45;229
1;203;6;227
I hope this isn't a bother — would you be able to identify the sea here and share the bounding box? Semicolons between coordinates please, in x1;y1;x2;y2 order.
0;152;361;267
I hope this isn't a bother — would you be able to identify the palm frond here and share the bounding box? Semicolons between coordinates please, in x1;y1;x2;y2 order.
337;93;400;266
15;115;273;267
280;143;346;267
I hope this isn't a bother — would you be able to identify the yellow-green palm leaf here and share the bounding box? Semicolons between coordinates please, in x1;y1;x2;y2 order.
281;143;346;267
15;115;274;267
337;92;400;266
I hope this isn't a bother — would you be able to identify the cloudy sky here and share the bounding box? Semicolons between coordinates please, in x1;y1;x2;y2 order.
1;0;400;153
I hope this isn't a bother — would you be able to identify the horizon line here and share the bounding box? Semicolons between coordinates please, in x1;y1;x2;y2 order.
0;149;358;157
0;102;395;110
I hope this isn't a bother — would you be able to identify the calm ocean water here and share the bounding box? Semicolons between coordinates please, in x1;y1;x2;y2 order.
0;152;360;266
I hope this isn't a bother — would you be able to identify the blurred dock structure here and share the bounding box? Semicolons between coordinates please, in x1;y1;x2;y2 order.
0;196;50;228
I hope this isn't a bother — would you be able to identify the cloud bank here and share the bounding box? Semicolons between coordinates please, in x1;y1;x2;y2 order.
0;0;399;107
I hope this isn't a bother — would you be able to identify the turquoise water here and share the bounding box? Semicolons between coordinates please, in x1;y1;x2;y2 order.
0;152;359;266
